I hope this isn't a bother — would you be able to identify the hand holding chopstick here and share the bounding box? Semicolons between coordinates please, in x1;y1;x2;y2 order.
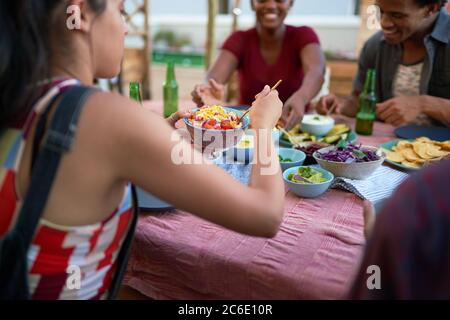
326;102;338;116
238;80;283;123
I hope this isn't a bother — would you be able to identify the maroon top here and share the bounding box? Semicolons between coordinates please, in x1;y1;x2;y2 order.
221;25;320;106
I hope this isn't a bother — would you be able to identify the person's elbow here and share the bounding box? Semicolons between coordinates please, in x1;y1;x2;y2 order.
265;213;283;238
258;205;284;238
239;189;284;238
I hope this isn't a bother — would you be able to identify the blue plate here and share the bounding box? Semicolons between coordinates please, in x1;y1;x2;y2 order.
379;140;418;171
136;188;173;212
395;125;450;142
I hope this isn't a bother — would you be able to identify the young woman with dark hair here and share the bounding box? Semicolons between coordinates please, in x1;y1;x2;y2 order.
0;0;285;299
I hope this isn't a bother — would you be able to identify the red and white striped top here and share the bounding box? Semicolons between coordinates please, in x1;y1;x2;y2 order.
0;80;133;299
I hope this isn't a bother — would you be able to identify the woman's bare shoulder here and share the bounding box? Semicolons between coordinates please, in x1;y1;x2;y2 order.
80;90;154;130
78;89;171;151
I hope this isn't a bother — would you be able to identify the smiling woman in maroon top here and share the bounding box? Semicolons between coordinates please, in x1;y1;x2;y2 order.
192;0;326;130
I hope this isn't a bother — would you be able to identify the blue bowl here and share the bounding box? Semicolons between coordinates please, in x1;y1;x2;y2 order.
282;166;334;198
184;107;250;151
278;148;306;171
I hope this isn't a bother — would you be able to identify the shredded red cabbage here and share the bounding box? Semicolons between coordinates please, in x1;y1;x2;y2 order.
316;143;380;163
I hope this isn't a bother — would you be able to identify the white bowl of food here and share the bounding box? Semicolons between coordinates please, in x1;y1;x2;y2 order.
313;143;386;180
228;128;282;163
184;106;249;152
301;114;335;137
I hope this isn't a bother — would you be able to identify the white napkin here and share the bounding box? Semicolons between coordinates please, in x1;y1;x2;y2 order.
330;165;409;203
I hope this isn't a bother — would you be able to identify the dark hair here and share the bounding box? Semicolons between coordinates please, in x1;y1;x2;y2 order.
0;0;106;128
414;0;447;7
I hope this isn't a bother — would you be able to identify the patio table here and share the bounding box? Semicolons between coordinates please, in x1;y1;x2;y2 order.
123;101;398;299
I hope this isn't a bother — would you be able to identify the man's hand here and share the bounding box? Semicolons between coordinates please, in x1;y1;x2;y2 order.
191;79;225;107
376;96;424;127
315;94;344;115
279;95;306;130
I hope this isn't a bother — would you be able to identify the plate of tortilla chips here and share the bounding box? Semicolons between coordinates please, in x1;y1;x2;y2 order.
379;137;450;170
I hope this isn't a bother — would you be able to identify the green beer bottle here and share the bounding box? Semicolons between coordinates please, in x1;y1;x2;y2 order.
129;81;142;105
163;61;178;118
355;69;377;136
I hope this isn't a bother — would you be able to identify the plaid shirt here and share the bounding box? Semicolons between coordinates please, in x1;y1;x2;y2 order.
349;159;450;299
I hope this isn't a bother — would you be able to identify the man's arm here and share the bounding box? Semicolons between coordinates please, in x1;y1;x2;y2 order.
422;95;450;125
339;92;360;117
317;33;379;117
376;95;450;127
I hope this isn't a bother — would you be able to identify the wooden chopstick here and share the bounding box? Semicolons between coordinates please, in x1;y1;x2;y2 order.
238;80;283;123
271;80;282;91
276;125;297;146
326;102;338;116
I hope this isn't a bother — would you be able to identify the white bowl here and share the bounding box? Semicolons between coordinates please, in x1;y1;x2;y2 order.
234;134;254;163
301;114;335;137
228;128;282;163
313;145;386;180
184;107;249;152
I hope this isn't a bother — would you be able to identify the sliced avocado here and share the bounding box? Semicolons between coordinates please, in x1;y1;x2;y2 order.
326;125;350;137
323;134;341;144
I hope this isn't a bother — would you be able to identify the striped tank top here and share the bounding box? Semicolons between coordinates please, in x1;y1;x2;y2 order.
0;79;133;299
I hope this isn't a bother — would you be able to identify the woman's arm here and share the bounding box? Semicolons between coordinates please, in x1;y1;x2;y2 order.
206;50;239;85
294;43;326;106
280;43;326;129
191;50;238;106
96;89;284;238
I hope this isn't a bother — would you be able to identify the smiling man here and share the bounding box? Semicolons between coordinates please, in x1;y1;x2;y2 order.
317;0;450;127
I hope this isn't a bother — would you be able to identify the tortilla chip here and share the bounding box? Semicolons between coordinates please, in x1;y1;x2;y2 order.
416;137;431;142
401;160;421;169
386;138;449;168
439;141;450;151
413;158;427;164
401;148;421;162
386;150;405;163
412;142;435;160
425;145;449;158
396;141;412;149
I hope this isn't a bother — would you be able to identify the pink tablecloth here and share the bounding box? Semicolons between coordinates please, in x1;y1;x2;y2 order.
124;105;397;299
